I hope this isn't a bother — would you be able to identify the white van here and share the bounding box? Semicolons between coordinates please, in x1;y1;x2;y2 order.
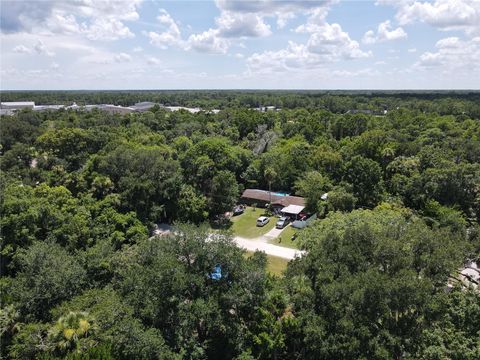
256;216;270;227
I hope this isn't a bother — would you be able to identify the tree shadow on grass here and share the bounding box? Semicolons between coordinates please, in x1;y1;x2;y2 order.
209;215;233;230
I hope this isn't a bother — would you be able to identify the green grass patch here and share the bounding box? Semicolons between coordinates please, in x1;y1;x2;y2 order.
244;251;289;276
268;225;301;249
230;206;276;238
266;255;289;276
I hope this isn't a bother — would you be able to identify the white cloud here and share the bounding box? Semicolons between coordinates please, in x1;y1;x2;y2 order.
142;9;246;56
435;36;461;48
64;0;141;22
362;20;407;44
295;7;331;33
85;18;134;41
362;30;376;45
417;51;443;66
415;36;480;71
1;1;54;33
253;2;370;73
1;0;142;41
408;47;417;52
215;0;316;13
34;40;55;56
146;57;160;65
187;29;230;54
308;23;371;59
146;9;183;49
114;53;132;63
144;0;335;55
178;0;336;54
215;0;335;21
145;9;245;53
276;12;296;29
216;11;271;38
13;45;31;54
247;42;313;73
247;23;370;75
44;10;81;35
181;2;276;54
377;20;407;41
381;0;480;36
331;68;381;78
72;45;134;65
3;32;102;64
65;0;141;32
290;3;369;59
133;46;143;52
72;0;141;40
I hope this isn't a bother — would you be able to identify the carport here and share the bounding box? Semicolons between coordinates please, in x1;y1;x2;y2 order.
281;204;305;220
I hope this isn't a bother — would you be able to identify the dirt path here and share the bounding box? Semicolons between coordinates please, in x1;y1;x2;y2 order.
228;223;304;260
153;223;305;261
233;235;305;260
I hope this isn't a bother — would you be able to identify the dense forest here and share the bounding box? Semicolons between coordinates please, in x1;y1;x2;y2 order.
1;91;479;359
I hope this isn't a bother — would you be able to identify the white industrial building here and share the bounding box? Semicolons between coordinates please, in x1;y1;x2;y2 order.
164;106;202;113
99;105;135;115
133;101;157;112
33;105;65;112
0;101;35;110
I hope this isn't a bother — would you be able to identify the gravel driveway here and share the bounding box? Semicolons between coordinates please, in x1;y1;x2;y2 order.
233;235;305;260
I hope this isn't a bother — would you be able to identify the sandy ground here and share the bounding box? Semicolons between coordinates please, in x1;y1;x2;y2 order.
154;223;305;261
233;236;305;260
261;226;287;240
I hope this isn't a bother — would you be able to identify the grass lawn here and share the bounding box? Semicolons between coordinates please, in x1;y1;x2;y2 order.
230;206;276;238
266;255;289;276
268;225;301;249
244;251;289;276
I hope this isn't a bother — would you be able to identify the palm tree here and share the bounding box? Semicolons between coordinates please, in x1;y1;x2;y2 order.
264;167;277;208
0;304;21;346
48;311;97;354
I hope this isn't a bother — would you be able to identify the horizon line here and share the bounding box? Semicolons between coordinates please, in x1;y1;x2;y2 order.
2;88;480;92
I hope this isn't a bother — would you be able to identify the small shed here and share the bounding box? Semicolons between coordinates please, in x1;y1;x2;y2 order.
281;204;305;219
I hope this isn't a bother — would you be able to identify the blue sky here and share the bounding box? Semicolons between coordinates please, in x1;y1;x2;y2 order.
1;0;479;89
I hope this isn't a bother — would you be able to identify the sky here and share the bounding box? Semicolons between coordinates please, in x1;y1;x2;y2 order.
1;0;479;90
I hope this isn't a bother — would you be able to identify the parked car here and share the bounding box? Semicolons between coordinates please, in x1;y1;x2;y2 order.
233;205;245;216
256;216;270;227
298;212;309;221
276;216;290;229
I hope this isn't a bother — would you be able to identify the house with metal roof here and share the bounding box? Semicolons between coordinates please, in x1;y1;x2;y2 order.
240;189;305;211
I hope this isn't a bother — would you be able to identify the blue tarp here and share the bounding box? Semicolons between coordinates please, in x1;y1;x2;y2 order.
210;265;222;280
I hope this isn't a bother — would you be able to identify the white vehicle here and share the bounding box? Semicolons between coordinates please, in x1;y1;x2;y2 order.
276;216;290;229
256;216;270;227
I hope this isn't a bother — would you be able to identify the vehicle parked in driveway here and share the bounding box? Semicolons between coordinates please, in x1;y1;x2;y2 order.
256;216;270;227
276;216;290;229
233;205;245;216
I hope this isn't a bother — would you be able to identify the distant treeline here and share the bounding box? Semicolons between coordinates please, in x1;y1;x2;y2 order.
2;90;480;116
